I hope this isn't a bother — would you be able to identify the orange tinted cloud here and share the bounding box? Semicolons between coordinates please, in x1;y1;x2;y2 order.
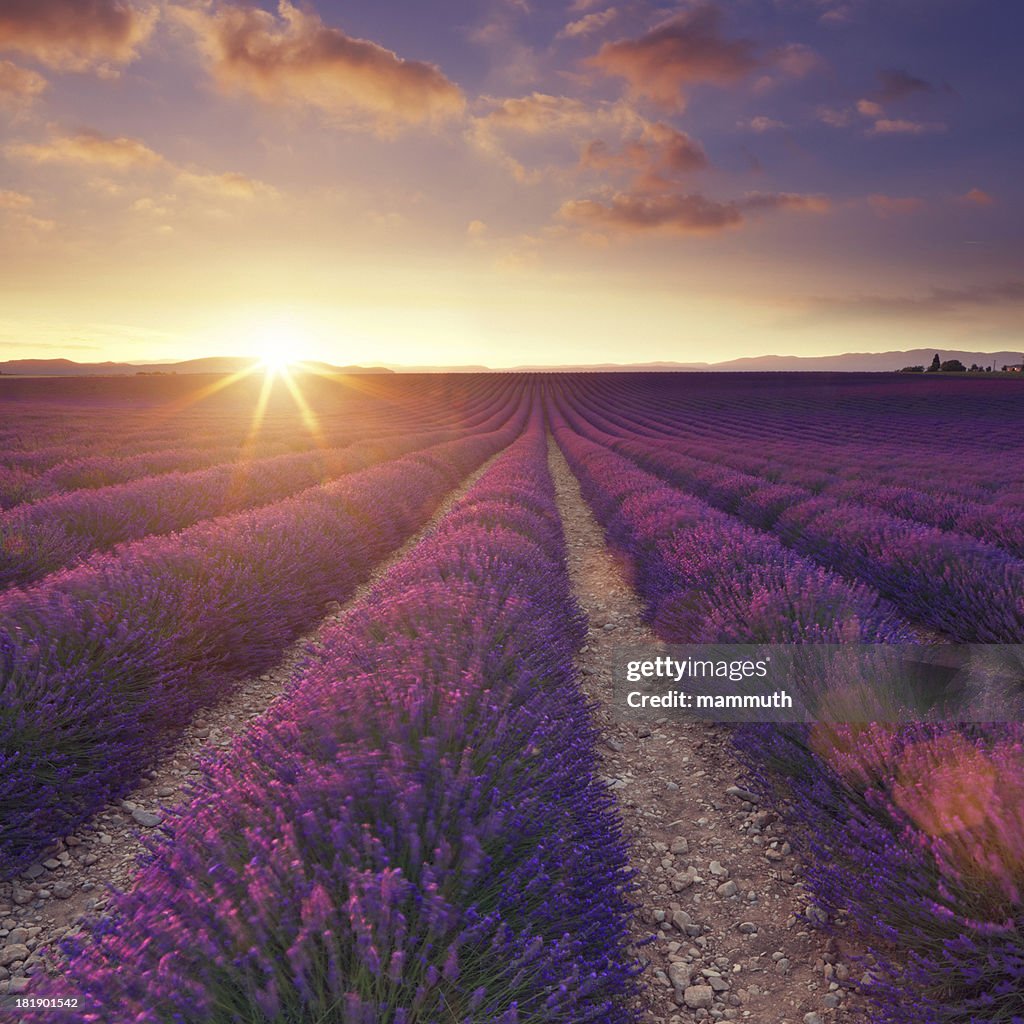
0;189;33;209
175;1;464;129
559;189;828;234
0;0;156;72
870;117;946;135
8;130;164;169
581;121;707;189
960;187;994;206
176;170;276;200
0;59;46;108
587;4;759;111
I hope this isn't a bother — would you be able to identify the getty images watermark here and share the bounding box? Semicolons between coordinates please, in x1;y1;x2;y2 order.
612;645;1024;723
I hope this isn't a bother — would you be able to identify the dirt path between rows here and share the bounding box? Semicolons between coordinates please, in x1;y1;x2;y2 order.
548;438;860;1024
0;450;509;1001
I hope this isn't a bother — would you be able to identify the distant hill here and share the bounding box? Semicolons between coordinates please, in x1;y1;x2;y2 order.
1;349;1021;376
503;349;1024;372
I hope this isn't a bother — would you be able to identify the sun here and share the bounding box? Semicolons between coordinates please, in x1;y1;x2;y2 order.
250;316;308;376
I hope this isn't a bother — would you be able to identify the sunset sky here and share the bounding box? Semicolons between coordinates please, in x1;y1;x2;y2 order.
0;0;1020;367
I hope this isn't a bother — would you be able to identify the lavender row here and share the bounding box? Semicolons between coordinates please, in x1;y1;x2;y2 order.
566;380;1024;554
568;374;1024;473
0;378;507;509
45;422;637;1023
552;417;910;643
559;402;1024;642
0;426;488;591
0;405;525;878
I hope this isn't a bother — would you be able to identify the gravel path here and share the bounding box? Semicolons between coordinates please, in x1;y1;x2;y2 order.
548;438;861;1024
0;450;508;1001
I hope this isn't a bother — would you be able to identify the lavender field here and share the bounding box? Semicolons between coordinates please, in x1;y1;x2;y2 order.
1;371;1023;1023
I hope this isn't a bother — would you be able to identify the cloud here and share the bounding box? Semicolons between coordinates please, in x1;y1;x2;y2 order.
867;194;925;216
176;169;276;200
0;0;156;72
959;187;994;206
471;93;709;193
811;280;1024;320
8;128;275;210
856;98;882;117
740;115;787;132
874;68;934;102
581;121;707;191
0;59;46;109
475;91;637;134
469;92;644;181
559;188;828;234
869;117;945;135
816;105;852;127
586;4;759;110
772;42;824;77
558;6;619;39
0;189;54;232
8;130;164;168
467;218;487;237
175;1;464;129
0;189;33;209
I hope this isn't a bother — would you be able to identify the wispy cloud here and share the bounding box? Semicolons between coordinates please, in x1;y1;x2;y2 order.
869;117;946;135
558;6;619;40
559;189;829;234
810;280;1024;319
8;130;164;169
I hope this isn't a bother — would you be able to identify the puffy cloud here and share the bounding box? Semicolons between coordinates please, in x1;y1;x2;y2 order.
0;0;156;72
471;93;708;191
469;92;644;181
869;117;945;135
740;115;787;132
772;42;824;77
580;121;707;191
875;68;934;102
856;98;883;117
587;4;759;111
959;187;994;206
558;7;619;40
8;130;164;169
867;194;925;215
559;189;829;234
816;105;852;127
174;1;464;129
0;59;46;108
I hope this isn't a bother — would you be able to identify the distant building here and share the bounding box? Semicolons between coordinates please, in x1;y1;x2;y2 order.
1001;364;1024;372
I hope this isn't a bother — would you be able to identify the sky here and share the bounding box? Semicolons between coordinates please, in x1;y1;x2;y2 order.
0;0;1021;367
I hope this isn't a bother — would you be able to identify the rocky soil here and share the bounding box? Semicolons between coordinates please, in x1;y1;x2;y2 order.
548;440;865;1024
